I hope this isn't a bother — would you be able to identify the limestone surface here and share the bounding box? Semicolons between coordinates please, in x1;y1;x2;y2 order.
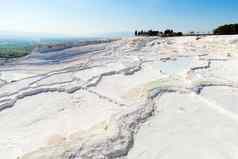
0;35;238;159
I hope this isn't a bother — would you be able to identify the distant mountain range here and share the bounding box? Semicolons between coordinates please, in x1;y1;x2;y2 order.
0;31;73;41
91;31;133;38
0;31;132;40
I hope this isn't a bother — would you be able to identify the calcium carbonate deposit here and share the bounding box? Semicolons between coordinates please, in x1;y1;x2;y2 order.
0;35;238;159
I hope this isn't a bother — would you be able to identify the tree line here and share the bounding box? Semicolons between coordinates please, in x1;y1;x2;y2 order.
134;23;238;37
135;29;183;37
214;24;238;35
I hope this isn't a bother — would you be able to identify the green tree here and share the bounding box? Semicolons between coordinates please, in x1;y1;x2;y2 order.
214;24;238;35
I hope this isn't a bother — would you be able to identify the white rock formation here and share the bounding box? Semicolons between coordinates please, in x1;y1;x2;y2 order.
0;35;238;159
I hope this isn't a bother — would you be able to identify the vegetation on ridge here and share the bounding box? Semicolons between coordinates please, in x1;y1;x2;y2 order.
214;24;238;35
134;23;238;37
135;29;183;37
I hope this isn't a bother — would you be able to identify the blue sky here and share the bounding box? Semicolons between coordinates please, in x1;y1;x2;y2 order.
0;0;237;36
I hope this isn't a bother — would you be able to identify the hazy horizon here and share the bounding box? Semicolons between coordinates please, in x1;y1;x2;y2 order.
1;0;238;37
0;30;133;39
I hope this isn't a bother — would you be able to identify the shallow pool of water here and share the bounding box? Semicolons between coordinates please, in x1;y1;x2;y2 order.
159;57;193;75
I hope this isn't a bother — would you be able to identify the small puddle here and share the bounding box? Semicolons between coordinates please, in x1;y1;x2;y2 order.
160;57;193;75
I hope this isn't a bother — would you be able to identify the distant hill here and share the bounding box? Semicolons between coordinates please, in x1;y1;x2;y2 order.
0;31;76;41
91;32;133;38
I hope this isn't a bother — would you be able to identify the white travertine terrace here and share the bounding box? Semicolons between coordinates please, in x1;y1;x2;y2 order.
0;35;238;159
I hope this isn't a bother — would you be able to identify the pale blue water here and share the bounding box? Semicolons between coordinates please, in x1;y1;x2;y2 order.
159;57;193;75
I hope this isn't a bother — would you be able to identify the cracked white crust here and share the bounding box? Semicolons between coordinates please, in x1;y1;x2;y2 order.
0;35;238;159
